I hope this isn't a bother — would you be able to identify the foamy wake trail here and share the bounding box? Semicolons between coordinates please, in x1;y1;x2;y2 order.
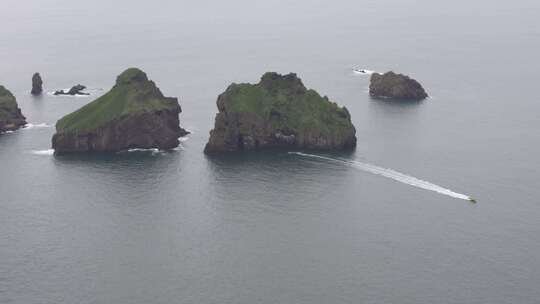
24;123;51;129
290;152;474;201
31;149;54;155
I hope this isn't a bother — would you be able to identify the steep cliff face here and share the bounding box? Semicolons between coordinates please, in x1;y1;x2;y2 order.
0;86;27;133
205;72;356;153
52;68;188;153
369;71;428;100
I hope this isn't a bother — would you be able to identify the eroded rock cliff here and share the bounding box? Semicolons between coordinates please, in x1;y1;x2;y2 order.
369;71;428;100
52;68;188;153
205;72;356;153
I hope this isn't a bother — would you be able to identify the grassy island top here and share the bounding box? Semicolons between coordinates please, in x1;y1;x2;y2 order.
0;85;19;120
56;68;179;132
220;72;353;134
0;85;16;105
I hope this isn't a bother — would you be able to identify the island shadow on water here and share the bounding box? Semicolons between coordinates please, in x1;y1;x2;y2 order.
203;149;359;211
204;148;357;178
205;148;356;163
369;96;425;107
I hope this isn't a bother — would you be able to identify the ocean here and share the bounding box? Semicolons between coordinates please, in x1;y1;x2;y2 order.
1;0;540;303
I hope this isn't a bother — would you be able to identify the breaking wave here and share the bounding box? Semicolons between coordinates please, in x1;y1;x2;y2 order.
31;149;54;155
117;148;167;156
24;123;52;129
289;152;475;202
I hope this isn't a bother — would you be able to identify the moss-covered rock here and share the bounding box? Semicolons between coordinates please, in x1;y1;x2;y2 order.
0;86;27;133
369;71;428;100
52;68;188;153
205;72;356;153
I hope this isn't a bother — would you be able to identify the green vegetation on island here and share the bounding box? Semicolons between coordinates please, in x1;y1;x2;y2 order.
56;68;179;133
0;85;27;133
205;72;356;152
52;68;187;153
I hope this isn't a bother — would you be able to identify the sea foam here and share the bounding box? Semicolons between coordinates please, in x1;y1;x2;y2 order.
31;149;54;155
119;148;165;156
24;123;52;129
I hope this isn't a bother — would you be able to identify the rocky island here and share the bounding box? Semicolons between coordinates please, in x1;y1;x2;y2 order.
369;71;428;100
52;68;188;153
54;84;89;96
31;73;43;95
205;72;356;153
0;86;27;133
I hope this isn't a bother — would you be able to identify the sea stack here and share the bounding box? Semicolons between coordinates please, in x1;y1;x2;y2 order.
204;72;356;153
0;86;27;133
52;68;188;153
31;73;43;95
369;71;428;100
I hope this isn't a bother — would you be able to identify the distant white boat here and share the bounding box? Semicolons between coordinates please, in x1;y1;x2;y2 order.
353;69;375;75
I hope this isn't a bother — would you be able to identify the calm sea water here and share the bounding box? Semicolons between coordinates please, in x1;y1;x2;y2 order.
1;1;540;303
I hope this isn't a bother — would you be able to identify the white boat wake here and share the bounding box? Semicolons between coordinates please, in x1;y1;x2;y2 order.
289;152;475;202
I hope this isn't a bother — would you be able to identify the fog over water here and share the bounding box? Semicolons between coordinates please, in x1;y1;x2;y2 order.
1;1;540;303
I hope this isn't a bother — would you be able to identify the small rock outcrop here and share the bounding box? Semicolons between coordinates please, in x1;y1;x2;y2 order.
369;71;428;100
0;86;27;133
31;73;43;95
205;72;356;153
52;68;188;153
54;84;89;96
